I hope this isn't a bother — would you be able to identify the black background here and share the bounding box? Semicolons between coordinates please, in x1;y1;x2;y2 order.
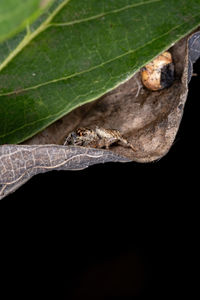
1;59;199;298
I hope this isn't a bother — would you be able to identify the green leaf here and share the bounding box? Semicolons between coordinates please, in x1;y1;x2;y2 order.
0;0;53;44
0;0;200;144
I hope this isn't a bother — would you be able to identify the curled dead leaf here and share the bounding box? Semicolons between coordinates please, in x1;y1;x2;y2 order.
0;30;200;199
24;30;200;163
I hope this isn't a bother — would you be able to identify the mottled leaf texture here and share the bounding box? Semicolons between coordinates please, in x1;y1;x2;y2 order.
0;0;200;144
0;0;53;44
0;145;129;200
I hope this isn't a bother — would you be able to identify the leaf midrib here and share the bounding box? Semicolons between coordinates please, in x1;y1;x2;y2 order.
0;0;71;72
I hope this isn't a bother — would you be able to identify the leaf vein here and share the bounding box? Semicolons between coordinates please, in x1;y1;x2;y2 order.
0;0;72;72
49;0;161;27
1;12;199;98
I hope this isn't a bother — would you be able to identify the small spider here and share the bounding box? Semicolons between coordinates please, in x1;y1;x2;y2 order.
64;126;136;151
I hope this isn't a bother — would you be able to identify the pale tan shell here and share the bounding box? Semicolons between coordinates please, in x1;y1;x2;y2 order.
141;51;173;91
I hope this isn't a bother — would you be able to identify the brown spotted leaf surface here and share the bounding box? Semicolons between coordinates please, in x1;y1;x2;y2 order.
0;31;200;200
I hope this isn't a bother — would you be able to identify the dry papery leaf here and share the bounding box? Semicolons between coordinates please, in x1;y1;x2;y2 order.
0;31;200;200
24;30;200;162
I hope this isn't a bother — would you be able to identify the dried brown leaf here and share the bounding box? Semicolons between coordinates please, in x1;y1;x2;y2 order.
25;31;199;162
1;30;200;199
